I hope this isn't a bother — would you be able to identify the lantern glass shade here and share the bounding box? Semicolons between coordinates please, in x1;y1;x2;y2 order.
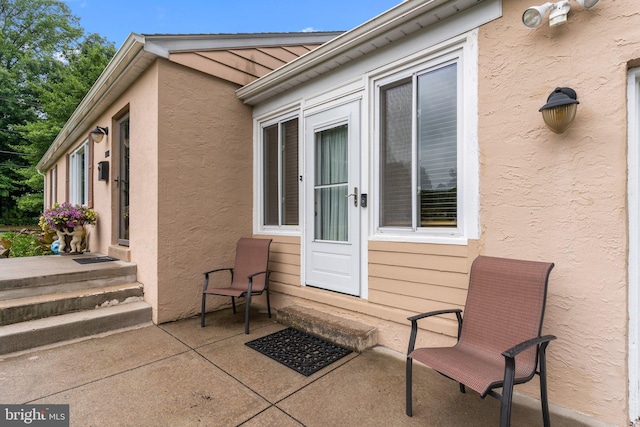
541;103;577;134
91;131;104;143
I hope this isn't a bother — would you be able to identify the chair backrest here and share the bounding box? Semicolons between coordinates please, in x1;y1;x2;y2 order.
231;238;272;292
459;256;554;373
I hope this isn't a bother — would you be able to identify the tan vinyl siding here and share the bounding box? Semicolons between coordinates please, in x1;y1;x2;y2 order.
265;235;301;288
261;236;480;337
368;240;480;336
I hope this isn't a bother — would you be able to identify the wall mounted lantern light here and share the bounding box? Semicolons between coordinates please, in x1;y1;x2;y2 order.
539;87;579;133
90;126;108;143
522;0;599;29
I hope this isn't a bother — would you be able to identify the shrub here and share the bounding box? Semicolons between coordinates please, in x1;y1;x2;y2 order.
0;229;53;258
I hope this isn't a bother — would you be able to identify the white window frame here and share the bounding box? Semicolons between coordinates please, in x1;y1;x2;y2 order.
255;110;302;234
69;140;89;206
370;32;479;245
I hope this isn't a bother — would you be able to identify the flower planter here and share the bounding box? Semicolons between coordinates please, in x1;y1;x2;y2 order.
39;203;96;254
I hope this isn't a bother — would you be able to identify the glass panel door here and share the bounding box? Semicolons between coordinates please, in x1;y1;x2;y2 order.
118;116;130;245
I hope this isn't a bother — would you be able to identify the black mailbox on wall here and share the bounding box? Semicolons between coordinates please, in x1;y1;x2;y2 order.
98;161;109;181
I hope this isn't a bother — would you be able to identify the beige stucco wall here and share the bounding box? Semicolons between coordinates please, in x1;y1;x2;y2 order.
43;58;254;324
155;60;254;323
475;0;639;424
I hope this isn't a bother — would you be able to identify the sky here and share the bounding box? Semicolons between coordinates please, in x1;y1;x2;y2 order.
62;0;403;49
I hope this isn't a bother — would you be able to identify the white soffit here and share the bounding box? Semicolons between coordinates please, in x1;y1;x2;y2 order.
237;0;501;105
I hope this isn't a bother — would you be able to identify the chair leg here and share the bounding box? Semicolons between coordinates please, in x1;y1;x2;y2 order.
266;288;272;319
201;293;206;327
500;357;516;427
539;343;552;427
406;357;413;417
244;292;252;334
231;297;236;314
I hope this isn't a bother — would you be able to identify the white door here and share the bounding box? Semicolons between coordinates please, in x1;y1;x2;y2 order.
304;101;361;296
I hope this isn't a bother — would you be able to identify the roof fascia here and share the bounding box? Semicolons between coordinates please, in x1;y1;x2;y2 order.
142;32;343;54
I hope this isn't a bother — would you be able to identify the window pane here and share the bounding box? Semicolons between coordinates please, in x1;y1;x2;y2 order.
79;147;86;205
314;125;348;241
70;144;87;206
282;119;299;225
263;124;279;225
417;63;457;227
380;79;412;227
315;125;348;186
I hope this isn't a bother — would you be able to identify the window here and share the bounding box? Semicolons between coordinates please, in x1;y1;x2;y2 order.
375;43;477;241
262;117;299;227
48;166;57;208
69;141;89;206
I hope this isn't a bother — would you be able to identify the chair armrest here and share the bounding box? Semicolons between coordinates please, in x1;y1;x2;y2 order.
203;268;233;292
247;270;268;279
204;267;233;277
502;335;557;358
408;309;462;323
407;309;463;355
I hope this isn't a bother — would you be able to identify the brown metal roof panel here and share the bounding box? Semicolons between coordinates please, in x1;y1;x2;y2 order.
196;50;273;78
228;48;288;72
255;46;299;63
169;52;256;86
281;45;315;56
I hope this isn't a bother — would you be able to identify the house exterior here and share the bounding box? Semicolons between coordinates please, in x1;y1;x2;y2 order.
35;32;341;323
235;0;639;425
37;0;640;425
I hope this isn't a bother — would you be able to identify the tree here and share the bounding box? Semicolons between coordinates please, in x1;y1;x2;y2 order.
0;0;115;225
16;34;116;220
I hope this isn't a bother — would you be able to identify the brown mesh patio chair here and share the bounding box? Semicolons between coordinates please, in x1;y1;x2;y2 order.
201;238;272;334
406;256;555;427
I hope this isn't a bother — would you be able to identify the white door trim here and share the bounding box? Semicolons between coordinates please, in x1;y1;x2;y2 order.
628;66;640;425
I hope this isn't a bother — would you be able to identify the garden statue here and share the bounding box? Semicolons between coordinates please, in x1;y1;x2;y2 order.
69;225;85;253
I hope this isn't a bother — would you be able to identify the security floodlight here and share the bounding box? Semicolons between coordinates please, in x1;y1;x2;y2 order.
522;2;553;28
522;0;599;29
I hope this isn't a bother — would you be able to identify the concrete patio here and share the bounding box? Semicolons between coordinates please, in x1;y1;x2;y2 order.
0;307;596;426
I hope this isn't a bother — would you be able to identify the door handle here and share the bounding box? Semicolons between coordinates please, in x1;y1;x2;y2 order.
346;187;358;207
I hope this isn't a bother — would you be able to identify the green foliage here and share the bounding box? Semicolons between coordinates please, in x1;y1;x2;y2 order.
0;0;115;224
0;229;53;258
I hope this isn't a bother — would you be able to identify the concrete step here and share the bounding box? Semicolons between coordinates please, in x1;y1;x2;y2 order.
277;305;378;352
0;283;144;326
0;255;137;301
0;301;153;355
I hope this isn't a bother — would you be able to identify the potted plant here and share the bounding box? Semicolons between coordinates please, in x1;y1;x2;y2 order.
38;203;97;254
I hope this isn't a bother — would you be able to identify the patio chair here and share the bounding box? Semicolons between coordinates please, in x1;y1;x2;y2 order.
406;255;555;427
201;238;272;334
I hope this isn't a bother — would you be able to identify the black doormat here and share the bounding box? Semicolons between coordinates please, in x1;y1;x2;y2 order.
73;256;118;264
245;328;352;376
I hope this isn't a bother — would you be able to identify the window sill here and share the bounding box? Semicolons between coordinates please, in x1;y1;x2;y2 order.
370;232;469;246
